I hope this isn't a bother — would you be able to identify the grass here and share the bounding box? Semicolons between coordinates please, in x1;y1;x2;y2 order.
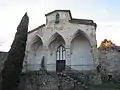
89;82;120;90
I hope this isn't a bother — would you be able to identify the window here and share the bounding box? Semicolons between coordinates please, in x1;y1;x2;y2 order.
56;45;66;60
55;13;60;23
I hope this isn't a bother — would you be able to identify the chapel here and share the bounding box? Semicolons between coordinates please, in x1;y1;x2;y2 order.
23;10;98;72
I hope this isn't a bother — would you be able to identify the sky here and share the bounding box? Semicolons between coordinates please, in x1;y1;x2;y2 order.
0;0;120;51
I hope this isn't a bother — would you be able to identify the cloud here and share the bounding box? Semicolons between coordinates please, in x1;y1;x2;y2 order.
103;9;108;14
96;22;120;46
0;0;120;51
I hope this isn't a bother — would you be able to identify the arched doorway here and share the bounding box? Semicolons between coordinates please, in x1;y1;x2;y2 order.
70;30;93;71
47;33;66;71
56;45;66;72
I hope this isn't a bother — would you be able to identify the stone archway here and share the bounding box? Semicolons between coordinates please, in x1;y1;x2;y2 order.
27;35;44;71
70;30;94;71
47;32;66;71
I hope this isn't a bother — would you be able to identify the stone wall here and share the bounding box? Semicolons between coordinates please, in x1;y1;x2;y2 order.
0;48;120;89
18;71;86;90
25;10;98;72
98;47;120;79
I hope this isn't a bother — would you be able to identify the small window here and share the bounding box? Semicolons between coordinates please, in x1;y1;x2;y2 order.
55;13;60;24
56;45;66;60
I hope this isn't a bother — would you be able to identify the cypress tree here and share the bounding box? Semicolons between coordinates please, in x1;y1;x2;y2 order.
1;13;29;90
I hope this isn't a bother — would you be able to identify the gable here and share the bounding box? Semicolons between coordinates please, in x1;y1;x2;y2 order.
45;10;72;24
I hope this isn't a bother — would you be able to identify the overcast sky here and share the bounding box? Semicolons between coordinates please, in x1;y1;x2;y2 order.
0;0;120;51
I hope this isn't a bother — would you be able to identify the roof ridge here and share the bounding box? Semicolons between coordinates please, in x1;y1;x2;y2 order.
45;10;70;16
72;18;93;22
28;24;45;34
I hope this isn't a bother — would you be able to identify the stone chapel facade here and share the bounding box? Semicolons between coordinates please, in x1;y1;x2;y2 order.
23;10;98;72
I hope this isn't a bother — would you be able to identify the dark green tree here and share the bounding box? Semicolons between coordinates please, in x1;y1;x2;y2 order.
1;13;29;90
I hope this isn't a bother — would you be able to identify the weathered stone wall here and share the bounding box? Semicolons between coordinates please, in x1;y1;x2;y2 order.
24;10;98;72
98;47;120;78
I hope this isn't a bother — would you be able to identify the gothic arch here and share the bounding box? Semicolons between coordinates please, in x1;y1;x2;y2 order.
70;29;91;46
30;35;43;55
70;29;94;70
31;35;43;45
48;32;66;47
36;34;44;45
47;32;66;71
28;35;44;71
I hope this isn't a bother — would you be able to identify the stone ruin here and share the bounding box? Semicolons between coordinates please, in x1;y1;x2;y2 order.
98;39;120;82
0;39;120;89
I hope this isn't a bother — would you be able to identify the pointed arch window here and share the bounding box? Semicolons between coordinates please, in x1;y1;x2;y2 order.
55;13;60;24
56;45;66;60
